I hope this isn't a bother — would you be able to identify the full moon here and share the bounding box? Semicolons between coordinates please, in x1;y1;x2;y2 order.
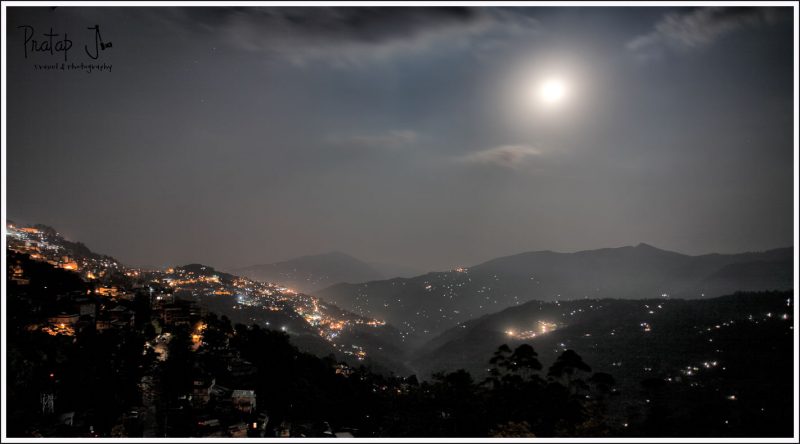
539;78;568;104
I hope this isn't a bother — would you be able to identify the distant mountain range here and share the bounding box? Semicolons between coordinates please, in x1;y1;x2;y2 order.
7;220;795;380
231;251;422;294
317;243;793;343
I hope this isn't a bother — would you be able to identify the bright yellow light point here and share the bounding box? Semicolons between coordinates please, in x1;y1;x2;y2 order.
539;78;568;104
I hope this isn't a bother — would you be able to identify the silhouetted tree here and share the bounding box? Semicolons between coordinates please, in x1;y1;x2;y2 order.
548;349;592;392
508;344;543;377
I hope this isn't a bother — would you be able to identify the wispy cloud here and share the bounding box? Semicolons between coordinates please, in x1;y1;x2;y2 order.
327;130;418;149
458;144;542;170
627;7;785;60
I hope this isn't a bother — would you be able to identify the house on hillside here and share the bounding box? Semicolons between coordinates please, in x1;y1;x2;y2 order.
231;390;256;413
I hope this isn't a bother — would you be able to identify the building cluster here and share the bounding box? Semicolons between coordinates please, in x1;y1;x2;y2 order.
9;277;138;338
156;265;384;360
7;224;123;281
505;320;560;340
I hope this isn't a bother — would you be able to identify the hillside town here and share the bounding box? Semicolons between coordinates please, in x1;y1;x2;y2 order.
6;222;394;437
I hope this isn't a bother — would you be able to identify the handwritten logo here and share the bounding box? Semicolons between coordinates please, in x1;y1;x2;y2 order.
18;24;113;73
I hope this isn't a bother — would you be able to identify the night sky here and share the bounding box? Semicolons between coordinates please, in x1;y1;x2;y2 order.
6;6;795;271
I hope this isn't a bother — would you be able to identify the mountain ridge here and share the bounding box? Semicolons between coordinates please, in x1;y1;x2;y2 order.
317;244;793;343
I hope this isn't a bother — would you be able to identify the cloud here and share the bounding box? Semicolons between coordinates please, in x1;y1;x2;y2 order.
327;130;418;149
157;7;540;66
458;144;542;169
627;7;785;60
